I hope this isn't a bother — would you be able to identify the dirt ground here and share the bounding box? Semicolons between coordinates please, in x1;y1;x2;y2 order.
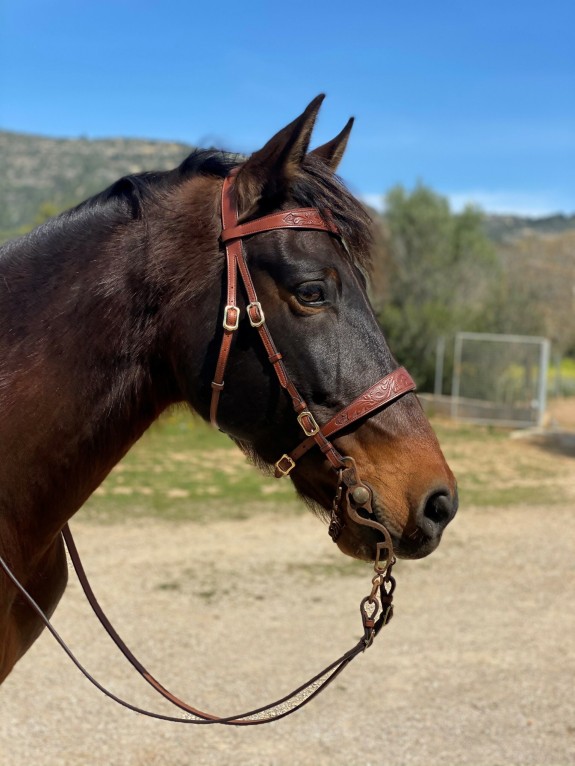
548;396;575;430
1;399;574;765
1;489;574;766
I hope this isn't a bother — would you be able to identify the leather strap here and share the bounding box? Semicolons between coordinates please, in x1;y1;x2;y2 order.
211;170;416;477
210;173;241;426
220;208;339;242
284;367;416;468
59;524;372;725
0;508;395;726
210;174;335;429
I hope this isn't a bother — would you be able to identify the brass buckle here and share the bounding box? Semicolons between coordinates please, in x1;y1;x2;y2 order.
247;301;265;328
223;305;240;331
275;454;296;476
297;410;320;437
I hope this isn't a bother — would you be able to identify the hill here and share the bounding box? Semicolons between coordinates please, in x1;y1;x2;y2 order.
483;212;575;243
0;130;193;240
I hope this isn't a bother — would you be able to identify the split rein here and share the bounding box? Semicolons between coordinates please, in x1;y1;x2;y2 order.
1;477;396;725
0;171;416;725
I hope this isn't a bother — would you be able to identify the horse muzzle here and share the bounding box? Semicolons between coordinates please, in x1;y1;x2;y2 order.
371;484;459;560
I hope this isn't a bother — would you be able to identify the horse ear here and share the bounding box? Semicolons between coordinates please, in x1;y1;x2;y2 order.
234;94;325;218
309;117;354;173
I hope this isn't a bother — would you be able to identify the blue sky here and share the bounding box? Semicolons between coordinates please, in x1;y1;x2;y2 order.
1;0;574;215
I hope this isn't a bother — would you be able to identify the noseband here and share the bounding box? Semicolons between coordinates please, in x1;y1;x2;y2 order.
212;169;416;543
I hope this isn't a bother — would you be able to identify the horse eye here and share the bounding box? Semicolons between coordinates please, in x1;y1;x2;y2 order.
295;282;326;306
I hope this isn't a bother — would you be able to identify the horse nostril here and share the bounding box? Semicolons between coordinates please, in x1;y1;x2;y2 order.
420;489;458;535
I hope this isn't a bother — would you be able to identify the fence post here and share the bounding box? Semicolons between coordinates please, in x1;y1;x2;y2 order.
434;336;446;397
451;334;463;420
537;340;551;426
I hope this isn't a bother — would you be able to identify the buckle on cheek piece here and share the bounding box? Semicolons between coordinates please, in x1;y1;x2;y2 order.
297;410;320;437
275;455;296;476
247;301;265;328
223;305;240;331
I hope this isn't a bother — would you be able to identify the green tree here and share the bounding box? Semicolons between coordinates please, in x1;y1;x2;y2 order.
376;184;499;391
33;201;63;226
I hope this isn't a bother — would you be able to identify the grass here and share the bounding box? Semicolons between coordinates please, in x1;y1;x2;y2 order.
81;408;574;524
551;357;575;396
554;357;575;378
82;409;301;523
433;419;574;509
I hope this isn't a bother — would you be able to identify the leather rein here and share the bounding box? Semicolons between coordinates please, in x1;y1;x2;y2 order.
0;170;416;725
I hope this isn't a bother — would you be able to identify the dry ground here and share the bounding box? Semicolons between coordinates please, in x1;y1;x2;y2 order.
548;397;575;430
1;409;574;766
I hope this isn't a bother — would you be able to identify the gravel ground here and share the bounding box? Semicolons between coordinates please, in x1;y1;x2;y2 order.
1;496;574;766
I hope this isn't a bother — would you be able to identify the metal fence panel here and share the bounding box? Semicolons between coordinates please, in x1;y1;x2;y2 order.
451;332;550;427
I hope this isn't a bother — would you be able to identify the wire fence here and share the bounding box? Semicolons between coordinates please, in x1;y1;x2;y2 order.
449;332;551;427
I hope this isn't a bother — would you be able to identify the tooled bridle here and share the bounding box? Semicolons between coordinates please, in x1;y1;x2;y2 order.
212;168;415;496
0;169;417;725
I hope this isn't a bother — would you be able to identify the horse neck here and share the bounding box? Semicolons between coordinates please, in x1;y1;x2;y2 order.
0;179;221;551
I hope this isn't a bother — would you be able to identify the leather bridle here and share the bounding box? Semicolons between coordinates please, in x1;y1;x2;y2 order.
212;169;416;496
0;169;418;725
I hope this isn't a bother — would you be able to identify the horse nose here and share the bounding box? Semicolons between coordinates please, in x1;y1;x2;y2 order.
417;487;458;539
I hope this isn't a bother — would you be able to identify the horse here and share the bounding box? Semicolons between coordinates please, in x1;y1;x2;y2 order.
0;95;457;686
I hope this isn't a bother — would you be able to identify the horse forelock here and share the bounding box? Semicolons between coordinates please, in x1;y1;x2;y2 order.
290;155;373;273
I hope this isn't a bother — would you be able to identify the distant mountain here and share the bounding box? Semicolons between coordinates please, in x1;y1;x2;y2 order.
0;130;193;240
483;213;575;243
1;130;575;244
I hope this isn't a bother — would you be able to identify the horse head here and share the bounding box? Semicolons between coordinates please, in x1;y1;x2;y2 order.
174;95;457;562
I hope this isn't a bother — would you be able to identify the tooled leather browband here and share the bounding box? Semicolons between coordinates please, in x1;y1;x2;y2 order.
220;208;339;243
211;170;416;476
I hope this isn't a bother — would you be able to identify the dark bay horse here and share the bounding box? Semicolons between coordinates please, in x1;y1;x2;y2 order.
0;96;457;684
